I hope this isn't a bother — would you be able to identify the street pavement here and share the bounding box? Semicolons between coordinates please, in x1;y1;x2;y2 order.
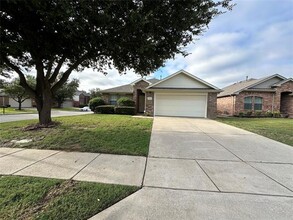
0;110;92;123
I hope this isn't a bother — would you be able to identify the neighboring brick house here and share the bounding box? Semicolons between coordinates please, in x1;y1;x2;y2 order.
217;74;293;117
73;91;91;107
100;70;221;118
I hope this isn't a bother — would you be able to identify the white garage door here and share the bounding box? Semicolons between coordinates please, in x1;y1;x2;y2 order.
155;93;207;117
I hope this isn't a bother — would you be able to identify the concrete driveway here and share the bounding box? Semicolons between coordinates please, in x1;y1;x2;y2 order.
92;117;293;220
0;110;92;123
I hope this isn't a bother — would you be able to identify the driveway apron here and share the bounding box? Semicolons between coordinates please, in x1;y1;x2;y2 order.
92;117;293;220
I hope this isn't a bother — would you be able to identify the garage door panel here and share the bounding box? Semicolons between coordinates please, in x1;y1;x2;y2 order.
155;94;207;117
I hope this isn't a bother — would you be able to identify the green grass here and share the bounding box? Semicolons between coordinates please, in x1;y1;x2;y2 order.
0;114;153;156
216;117;293;146
0;107;37;114
0;176;138;220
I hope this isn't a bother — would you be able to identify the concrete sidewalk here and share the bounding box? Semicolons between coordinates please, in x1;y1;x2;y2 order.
91;117;293;220
0;148;146;186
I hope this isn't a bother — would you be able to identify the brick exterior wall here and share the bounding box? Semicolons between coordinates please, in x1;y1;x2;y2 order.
101;93;133;104
133;80;149;113
217;81;293;117
0;96;9;106
207;93;217;119
274;81;293;115
217;96;234;115
235;92;275;114
145;92;154;116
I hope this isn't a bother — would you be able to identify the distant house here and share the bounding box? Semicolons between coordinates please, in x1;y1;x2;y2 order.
0;89;33;108
73;91;91;107
217;74;293;117
0;90;9;107
100;70;221;118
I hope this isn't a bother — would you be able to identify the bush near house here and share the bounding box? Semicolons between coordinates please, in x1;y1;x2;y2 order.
115;106;135;115
89;97;105;111
117;97;135;107
95;105;115;114
235;110;283;118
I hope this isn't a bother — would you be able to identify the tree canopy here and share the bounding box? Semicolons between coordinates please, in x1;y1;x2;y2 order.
0;0;233;125
54;78;79;108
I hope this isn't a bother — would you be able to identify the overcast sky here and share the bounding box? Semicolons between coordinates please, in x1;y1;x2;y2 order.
70;0;293;91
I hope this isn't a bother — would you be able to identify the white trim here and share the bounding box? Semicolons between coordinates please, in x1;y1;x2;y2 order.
147;70;220;90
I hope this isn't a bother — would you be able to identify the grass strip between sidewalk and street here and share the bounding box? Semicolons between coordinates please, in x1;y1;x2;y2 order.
0;175;138;220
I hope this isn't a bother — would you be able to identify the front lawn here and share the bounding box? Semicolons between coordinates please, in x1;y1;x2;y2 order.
0;114;153;156
0;107;37;115
0;176;138;220
217;117;293;146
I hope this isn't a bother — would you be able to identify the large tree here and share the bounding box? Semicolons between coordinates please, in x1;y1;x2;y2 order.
54;78;79;108
0;0;232;125
3;75;35;110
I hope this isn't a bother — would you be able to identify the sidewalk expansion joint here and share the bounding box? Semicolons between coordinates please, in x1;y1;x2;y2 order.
12;151;61;175
143;186;293;198
70;153;101;180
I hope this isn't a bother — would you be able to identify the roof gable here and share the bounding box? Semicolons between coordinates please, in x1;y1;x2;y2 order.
250;75;285;89
147;70;220;90
218;74;287;97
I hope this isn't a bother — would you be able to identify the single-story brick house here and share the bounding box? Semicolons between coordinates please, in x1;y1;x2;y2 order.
100;70;221;118
217;74;293;117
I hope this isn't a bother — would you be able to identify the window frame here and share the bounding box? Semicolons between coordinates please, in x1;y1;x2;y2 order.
254;96;263;111
110;94;118;105
244;96;253;110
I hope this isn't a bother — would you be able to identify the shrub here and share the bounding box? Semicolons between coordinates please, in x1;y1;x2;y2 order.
89;97;105;111
95;105;115;114
245;111;253;117
255;111;262;117
115;106;135;115
265;110;273;117
238;112;244;117
79;104;87;108
273;111;281;118
117;97;135;107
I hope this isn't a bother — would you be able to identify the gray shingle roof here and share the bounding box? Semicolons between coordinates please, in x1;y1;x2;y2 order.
218;78;261;97
218;74;286;97
100;84;133;93
100;78;159;93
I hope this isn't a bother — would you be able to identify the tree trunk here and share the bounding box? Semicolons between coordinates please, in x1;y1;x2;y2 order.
18;99;22;110
57;100;62;108
35;88;53;126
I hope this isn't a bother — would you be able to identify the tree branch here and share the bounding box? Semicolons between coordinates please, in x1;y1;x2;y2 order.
51;54;88;93
45;57;55;79
3;57;36;98
49;56;66;84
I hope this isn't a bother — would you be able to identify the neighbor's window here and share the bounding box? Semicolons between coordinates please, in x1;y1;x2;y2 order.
110;95;117;105
254;97;263;111
244;96;252;110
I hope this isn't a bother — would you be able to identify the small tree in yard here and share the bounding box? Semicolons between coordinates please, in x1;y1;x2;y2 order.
54;78;79;108
0;0;233;126
89;88;101;99
3;76;35;110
